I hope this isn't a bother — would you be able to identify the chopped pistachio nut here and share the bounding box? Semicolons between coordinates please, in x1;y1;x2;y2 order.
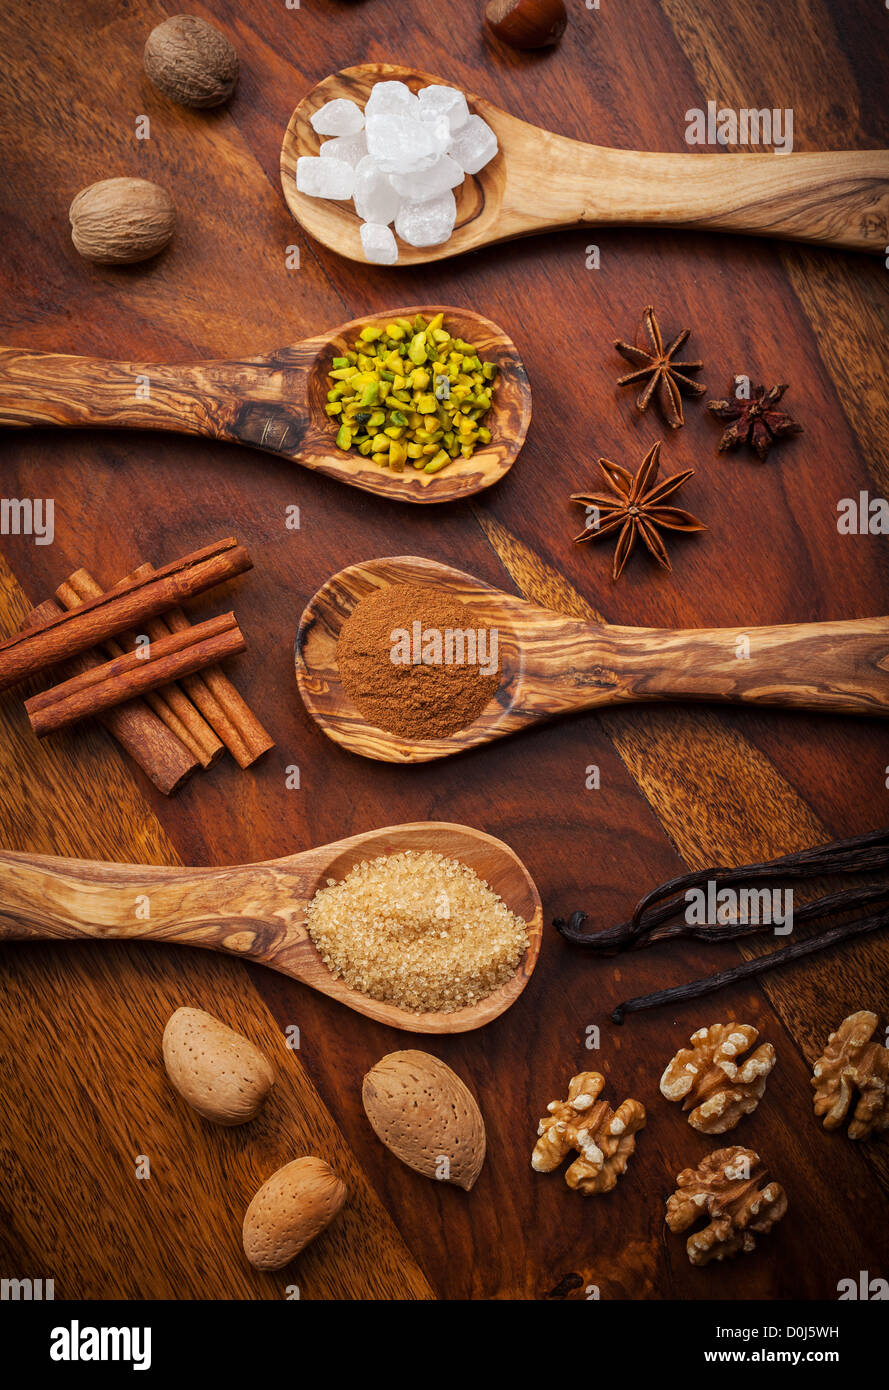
326;313;498;474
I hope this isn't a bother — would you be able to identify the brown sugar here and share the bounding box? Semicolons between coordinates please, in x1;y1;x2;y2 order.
336;583;502;739
305;849;529;1013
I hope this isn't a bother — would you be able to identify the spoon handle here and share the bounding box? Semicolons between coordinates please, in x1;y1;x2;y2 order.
553;142;889;252
0;849;313;964
544;615;889;717
0;347;312;456
0;347;235;436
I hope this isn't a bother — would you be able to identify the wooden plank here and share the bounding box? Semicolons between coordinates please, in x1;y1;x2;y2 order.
0;556;433;1299
475;513;889;1192
0;0;887;1303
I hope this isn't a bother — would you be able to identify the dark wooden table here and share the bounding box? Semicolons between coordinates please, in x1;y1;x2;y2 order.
1;0;887;1301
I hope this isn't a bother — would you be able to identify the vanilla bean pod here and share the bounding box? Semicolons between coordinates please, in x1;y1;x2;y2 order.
558;881;889;953
629;827;889;932
611;907;889;1024
555;827;889;953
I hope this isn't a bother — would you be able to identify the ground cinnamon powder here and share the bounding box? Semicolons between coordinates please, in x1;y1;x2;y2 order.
336;584;501;739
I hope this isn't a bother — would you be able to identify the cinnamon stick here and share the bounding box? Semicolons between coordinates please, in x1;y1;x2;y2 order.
131;563;274;767
59;570;224;769
24;600;199;795
0;538;251;692
55;575;208;764
26;613;246;737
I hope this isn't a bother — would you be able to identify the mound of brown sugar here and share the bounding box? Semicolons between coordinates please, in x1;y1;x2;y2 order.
336;583;502;740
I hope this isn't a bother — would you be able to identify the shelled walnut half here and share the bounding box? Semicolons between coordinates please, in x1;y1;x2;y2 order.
660;1023;776;1133
531;1071;645;1195
666;1147;787;1266
812;1010;889;1140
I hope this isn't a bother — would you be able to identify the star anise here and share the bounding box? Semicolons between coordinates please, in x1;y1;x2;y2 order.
707;381;803;461
614;304;706;429
571;442;706;581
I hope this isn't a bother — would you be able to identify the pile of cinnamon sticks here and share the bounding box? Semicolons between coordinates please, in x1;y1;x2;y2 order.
0;537;274;794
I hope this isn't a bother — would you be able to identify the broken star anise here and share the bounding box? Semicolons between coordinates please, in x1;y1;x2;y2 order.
571;441;706;581
707;382;803;462
614;304;706;429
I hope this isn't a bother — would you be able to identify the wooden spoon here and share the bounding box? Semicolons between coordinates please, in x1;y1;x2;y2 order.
296;555;889;763
0;306;530;504
0;822;542;1034
281;63;889;263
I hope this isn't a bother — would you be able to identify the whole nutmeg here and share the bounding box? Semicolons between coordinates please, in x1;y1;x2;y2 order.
243;1157;347;1270
69;178;176;265
144;14;239;108
485;0;568;48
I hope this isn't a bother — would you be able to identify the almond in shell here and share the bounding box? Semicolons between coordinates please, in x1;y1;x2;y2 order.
362;1050;486;1190
162;1006;274;1126
243;1157;347;1270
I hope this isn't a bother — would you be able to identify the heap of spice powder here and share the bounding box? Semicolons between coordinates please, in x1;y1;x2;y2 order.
336;584;502;739
305;850;529;1013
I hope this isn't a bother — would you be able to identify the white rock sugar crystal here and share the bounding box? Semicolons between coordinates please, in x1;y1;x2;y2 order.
310;98;365;137
395;190;457;247
296;155;355;200
360;222;399;265
417;85;470;134
364;80;419;118
298;80;499;261
366;113;444;174
390;154;463;203
449;115;498;175
319;130;368;167
353;156;402;225
425;116;453;158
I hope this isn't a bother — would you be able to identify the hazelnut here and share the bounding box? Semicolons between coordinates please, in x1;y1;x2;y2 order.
484;0;568;49
144;14;239;108
68;178;176;265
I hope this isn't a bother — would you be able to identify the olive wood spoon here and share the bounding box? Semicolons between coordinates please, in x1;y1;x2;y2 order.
0;306;530;504
0;822;542;1034
281;63;889;264
296;555;889;763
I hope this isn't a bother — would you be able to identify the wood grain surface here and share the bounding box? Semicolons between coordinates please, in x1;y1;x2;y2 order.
0;821;542;1033
282;62;889;262
1;0;888;1302
296;553;889;762
0;304;531;503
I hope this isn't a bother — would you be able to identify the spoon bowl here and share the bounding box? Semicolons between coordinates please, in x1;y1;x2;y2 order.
0;305;530;503
282;63;889;263
296;555;889;762
0;821;542;1033
297;555;526;762
283;63;516;267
